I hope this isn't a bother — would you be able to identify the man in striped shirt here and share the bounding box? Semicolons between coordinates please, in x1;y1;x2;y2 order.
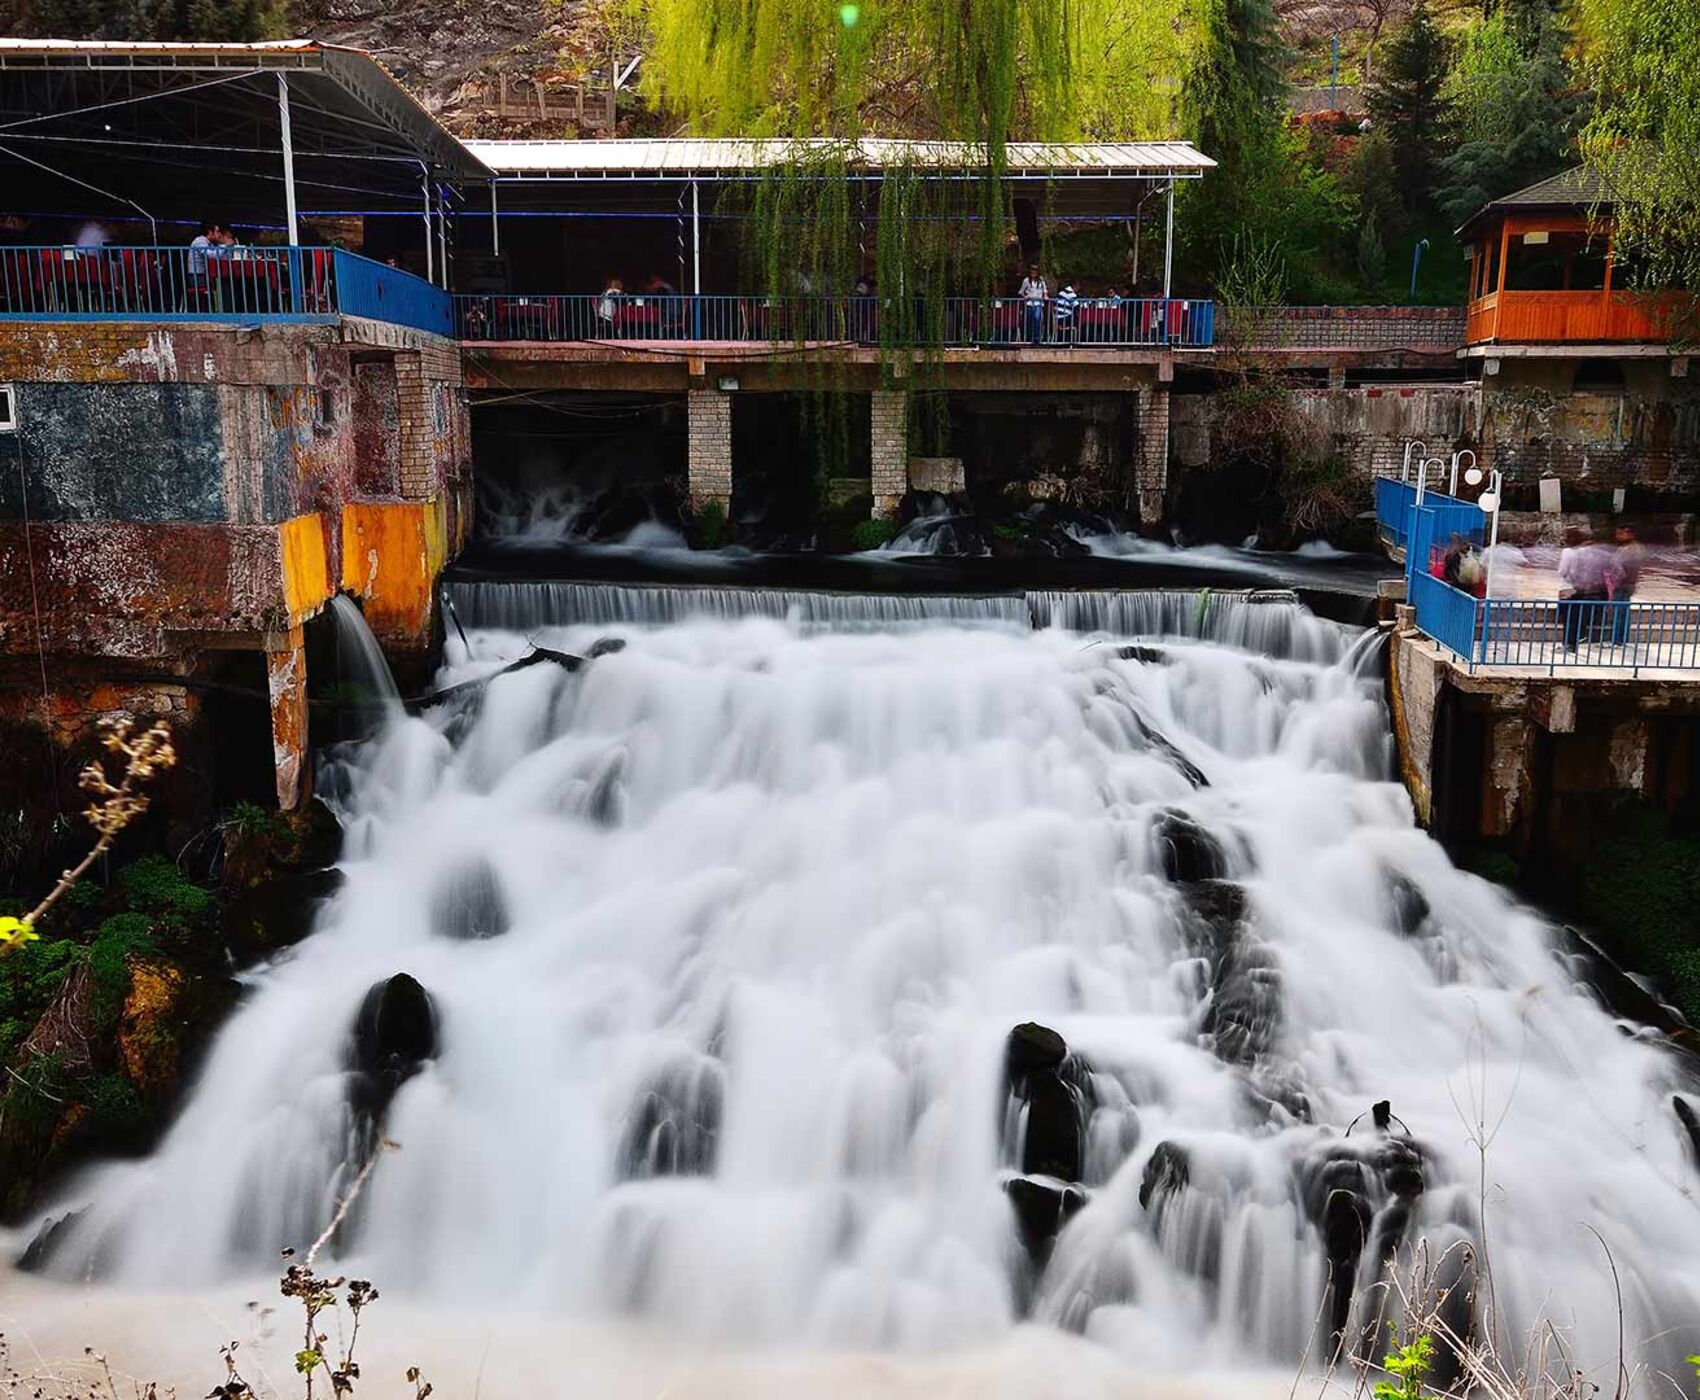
1054;282;1078;342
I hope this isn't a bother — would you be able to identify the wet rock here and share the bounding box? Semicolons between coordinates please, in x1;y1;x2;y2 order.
588;636;628;659
1006;1175;1087;1264
1385;871;1431;937
347;973;437;1158
1022;1072;1084;1181
1376;1135;1425;1198
1006;1022;1068;1088
1322;1186;1371;1351
429;857;510;940
221;866;345;964
17;1209;84;1272
1154;811;1226;884
1116;644;1169;666
1203;940;1282;1067
619;1057;724;1178
1428;1241;1479;1391
1139;1140;1191;1212
1677;1096;1700;1168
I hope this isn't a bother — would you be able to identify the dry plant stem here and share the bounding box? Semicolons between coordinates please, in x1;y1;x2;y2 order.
305;1148;385;1270
7;719;178;944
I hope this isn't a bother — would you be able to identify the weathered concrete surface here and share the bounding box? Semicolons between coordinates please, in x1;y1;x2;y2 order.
1390;625;1700;858
0;317;472;810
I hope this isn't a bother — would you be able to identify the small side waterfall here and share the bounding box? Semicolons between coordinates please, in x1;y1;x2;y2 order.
326;594;402;711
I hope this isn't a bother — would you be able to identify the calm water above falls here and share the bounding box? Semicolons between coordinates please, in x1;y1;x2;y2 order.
29;600;1700;1378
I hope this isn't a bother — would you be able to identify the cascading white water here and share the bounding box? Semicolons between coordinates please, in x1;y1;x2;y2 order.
28;594;1700;1380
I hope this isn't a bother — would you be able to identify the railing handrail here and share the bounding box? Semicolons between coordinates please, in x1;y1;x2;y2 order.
451;291;1216;348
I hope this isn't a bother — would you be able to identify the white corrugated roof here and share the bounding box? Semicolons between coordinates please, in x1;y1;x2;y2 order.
467;137;1215;178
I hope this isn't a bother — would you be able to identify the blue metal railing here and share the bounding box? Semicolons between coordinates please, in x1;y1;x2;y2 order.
331;249;453;337
1375;477;1416;552
1400;492;1700;673
0;245;451;336
1478;599;1700;672
453;293;1216;348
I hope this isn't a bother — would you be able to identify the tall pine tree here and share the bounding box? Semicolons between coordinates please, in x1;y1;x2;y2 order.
1366;0;1454;213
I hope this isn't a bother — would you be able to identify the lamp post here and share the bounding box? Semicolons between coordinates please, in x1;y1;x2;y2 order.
1409;238;1430;300
1466;465;1502;597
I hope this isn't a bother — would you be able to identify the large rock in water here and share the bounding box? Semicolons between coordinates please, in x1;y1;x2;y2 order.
429;857;510;940
1005;1175;1087;1264
1153;811;1227;884
347;973;437;1160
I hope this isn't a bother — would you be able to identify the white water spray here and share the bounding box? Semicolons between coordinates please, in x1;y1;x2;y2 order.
23;594;1700;1379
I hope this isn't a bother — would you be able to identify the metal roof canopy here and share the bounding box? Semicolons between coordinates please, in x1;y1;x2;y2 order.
467;138;1215;182
0;39;491;230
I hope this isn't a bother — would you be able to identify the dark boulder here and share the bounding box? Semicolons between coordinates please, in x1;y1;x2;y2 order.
1321;1186;1371;1352
588;636;628;659
1139;1140;1191;1213
1006;1022;1068;1088
619;1057;724;1178
1675;1095;1700;1169
1006;1175;1087;1265
429;857;510;940
1022;1072;1084;1181
347;973;437;1160
1154;811;1226;884
1116;644;1169;666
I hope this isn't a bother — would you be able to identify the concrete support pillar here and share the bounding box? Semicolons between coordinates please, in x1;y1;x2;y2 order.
265;624;308;812
1483;713;1533;840
1135;382;1170;529
870;389;908;518
686;388;733;511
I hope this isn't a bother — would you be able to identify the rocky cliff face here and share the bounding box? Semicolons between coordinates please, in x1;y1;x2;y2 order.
292;0;654;138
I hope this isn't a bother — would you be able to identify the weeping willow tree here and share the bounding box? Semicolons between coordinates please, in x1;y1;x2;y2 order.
640;0;1215;499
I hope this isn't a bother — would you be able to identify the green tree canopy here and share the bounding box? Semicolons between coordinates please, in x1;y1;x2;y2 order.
1365;0;1454;210
1435;2;1580;222
1578;0;1700;296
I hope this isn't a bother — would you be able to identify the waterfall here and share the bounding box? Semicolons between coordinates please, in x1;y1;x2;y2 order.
443;582;1352;664
25;602;1700;1382
326;594;402;711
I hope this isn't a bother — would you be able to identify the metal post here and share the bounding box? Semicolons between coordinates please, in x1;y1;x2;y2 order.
421;169;434;286
690;177;703;339
490;181;501;256
277;73;299;246
437;185;449;289
1162;178;1174;299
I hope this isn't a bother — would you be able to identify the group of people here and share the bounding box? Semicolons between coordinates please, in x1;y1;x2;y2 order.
1557;525;1645;651
1017;264;1149;344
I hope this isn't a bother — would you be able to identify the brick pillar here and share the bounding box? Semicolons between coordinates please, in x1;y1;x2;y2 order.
265;624;308;812
394;352;436;501
1136;383;1170;530
870;389;908;519
687;389;733;510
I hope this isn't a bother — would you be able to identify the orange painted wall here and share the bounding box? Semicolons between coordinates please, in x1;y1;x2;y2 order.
339;498;450;647
279;513;334;625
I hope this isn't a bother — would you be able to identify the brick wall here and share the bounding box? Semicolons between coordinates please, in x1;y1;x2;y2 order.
870;390;907;517
687;389;733;508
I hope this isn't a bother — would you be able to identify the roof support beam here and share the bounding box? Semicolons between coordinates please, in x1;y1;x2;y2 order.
277;71;299;244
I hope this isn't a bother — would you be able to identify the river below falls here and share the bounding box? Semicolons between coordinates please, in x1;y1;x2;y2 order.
4;595;1698;1394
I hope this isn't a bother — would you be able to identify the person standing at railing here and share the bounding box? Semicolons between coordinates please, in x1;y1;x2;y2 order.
74;219;111;249
1557;527;1613;652
1609;524;1645;646
1018;264;1049;345
1054;282;1079;343
597;276;625;338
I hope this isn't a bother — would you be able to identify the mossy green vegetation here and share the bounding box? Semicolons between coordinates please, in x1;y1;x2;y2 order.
0;852;225;1216
1579;803;1700;1026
